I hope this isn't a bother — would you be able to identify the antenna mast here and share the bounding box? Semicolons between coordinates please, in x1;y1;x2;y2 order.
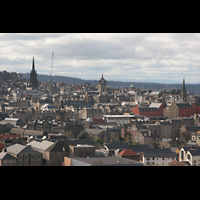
49;52;54;95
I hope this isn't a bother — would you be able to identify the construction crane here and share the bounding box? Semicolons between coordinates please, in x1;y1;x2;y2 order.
49;52;54;95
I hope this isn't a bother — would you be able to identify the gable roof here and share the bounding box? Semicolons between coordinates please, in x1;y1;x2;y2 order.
168;160;187;166
0;152;16;160
117;149;138;156
27;140;54;151
45;140;69;152
7;144;42;155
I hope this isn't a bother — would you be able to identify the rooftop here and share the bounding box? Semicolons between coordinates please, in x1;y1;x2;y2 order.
68;156;143;166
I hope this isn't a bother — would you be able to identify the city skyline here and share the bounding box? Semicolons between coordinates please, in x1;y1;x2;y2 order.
0;33;200;84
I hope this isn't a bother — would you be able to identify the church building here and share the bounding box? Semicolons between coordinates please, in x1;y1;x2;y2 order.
30;57;38;90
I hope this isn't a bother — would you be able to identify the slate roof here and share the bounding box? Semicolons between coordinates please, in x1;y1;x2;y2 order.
139;107;159;112
70;156;143;166
0;152;17;160
143;148;176;158
188;148;200;156
7;144;42;155
176;103;191;108
63;139;101;147
10;128;43;136
186;126;200;132
45;140;69;152
104;143;151;153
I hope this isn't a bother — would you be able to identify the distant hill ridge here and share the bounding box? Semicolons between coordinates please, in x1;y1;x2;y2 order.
20;73;200;95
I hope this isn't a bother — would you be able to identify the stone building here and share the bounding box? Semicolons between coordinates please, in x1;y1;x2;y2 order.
163;101;179;119
6;144;42;166
160;121;172;138
69;144;95;157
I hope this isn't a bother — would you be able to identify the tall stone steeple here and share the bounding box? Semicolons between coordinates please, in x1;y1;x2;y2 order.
181;78;187;102
30;57;38;89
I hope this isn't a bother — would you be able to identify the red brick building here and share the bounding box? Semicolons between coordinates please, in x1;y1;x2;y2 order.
132;102;200;118
132;102;166;117
176;103;195;118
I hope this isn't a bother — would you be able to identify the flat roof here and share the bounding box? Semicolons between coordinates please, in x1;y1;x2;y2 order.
103;115;135;118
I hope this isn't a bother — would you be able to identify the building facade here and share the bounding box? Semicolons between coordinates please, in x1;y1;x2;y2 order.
132;102;166;117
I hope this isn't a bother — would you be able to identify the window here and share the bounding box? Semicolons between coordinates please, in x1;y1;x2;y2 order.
187;154;190;160
25;156;28;161
4;160;7;164
31;155;34;161
162;158;165;160
181;151;184;160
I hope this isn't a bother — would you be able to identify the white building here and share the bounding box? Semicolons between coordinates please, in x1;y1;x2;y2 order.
179;147;200;166
103;115;136;126
143;150;176;166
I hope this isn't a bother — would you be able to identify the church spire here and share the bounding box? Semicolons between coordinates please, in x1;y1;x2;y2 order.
182;78;186;90
30;56;38;89
32;56;35;71
181;78;187;102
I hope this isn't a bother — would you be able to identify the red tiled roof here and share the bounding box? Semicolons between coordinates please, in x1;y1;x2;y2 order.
117;149;138;157
0;134;21;141
168;160;187;166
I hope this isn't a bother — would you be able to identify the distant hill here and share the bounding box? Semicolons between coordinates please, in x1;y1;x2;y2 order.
20;73;200;95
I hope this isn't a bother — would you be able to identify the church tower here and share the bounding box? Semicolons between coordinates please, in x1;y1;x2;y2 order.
30;57;38;89
98;74;107;95
181;78;187;102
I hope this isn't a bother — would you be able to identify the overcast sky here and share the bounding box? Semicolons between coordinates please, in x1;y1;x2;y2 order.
0;33;200;84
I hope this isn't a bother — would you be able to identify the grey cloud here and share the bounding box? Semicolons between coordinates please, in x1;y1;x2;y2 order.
0;33;199;83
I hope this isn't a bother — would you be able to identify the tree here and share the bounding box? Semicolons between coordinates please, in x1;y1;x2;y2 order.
64;131;75;139
79;133;88;139
95;137;104;146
